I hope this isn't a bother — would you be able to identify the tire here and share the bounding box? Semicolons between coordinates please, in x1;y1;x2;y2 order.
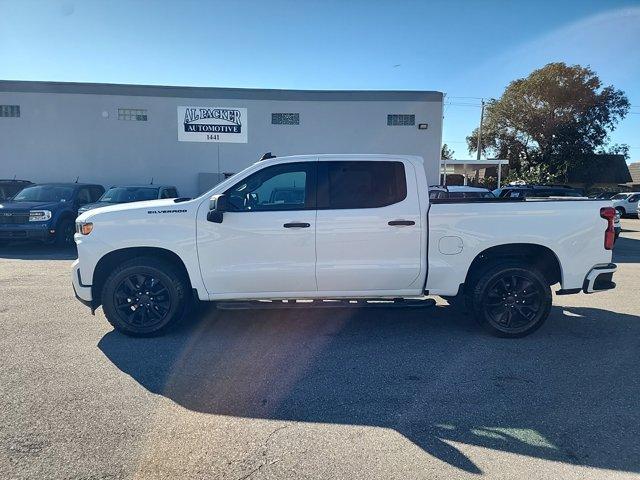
615;207;625;217
55;218;75;247
102;257;188;337
470;262;552;338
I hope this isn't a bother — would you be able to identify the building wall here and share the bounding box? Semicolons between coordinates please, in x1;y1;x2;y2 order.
0;83;443;197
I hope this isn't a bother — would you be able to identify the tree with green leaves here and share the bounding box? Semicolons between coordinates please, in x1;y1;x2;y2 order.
466;63;630;182
441;143;455;160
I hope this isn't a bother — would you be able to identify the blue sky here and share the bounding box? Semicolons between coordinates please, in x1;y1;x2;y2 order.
1;0;639;161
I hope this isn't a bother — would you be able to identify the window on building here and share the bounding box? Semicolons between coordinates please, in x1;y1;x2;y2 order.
0;105;20;118
318;161;407;209
118;108;148;121
271;113;300;125
387;114;415;126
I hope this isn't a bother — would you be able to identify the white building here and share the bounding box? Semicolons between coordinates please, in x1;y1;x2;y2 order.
0;81;443;196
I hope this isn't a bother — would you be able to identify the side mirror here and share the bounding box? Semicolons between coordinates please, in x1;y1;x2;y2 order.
207;194;228;223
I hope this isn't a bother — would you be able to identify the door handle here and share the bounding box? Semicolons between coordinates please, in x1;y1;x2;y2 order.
388;220;415;226
283;222;311;228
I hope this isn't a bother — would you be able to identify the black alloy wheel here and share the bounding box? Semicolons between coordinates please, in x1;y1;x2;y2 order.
101;257;188;336
113;273;172;330
472;263;551;338
483;274;542;332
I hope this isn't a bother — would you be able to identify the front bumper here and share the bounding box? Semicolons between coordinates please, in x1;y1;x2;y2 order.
0;223;56;242
583;263;617;293
71;259;93;306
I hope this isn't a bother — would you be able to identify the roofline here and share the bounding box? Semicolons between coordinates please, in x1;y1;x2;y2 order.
26;182;102;186
107;185;175;188
0;80;443;102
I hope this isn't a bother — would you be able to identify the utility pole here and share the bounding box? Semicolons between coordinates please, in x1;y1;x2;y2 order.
476;99;485;160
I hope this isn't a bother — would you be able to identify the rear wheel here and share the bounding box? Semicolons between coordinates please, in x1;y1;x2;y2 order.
615;206;625;217
102;257;188;336
470;262;551;338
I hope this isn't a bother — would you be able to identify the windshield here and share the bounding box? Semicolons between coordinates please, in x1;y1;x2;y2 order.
12;185;74;202
99;187;159;203
611;193;629;200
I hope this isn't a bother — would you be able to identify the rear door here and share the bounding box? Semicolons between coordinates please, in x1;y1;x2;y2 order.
315;158;422;293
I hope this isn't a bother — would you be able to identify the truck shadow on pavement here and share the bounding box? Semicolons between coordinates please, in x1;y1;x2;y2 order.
98;304;640;475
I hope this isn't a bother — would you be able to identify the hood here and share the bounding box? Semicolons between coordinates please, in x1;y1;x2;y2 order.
0;200;63;211
611;198;628;206
77;198;190;222
78;201;113;213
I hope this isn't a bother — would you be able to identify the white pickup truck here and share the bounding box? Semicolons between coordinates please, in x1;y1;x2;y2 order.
72;154;617;338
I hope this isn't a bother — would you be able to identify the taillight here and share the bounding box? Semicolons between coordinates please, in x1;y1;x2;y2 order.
600;207;615;250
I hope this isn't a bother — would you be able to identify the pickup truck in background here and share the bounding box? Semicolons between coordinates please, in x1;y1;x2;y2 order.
72;154;617;338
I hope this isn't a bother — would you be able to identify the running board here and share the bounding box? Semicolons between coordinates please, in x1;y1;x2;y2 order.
216;298;436;311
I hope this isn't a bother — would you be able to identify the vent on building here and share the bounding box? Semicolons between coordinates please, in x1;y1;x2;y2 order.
387;114;415;126
0;105;20;118
272;113;300;125
118;108;148;121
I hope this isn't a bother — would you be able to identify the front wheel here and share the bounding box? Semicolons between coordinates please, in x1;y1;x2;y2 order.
55;219;75;247
470;262;552;338
102;257;188;336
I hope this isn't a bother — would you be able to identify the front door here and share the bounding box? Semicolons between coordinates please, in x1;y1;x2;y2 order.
197;161;318;297
315;158;423;293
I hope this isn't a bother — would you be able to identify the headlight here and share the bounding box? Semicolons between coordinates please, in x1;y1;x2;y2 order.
29;210;52;222
75;221;93;235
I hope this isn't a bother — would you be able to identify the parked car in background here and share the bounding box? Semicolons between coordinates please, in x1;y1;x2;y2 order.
590;191;621;200
0;183;104;246
611;192;640;217
614;210;621;241
78;185;179;215
0;179;32;201
429;185;495;199
493;185;584;198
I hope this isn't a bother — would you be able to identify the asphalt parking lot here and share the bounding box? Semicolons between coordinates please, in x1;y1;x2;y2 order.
1;219;639;480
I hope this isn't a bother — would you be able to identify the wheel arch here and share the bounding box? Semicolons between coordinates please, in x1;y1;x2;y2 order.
92;247;192;308
463;243;562;294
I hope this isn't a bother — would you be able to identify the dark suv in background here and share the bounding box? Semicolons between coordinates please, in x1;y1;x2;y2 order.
0;179;33;201
0;183;104;246
77;185;179;214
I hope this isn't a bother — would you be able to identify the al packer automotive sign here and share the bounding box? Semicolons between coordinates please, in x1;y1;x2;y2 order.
177;106;248;143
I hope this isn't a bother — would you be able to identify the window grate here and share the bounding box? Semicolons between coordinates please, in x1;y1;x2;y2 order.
272;113;300;125
0;105;20;118
387;114;415;126
118;108;148;121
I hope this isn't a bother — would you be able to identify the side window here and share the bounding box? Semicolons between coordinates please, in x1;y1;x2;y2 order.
628;194;640;202
76;188;91;205
318;161;407;209
166;188;178;198
160;189;171;199
225;162;315;212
